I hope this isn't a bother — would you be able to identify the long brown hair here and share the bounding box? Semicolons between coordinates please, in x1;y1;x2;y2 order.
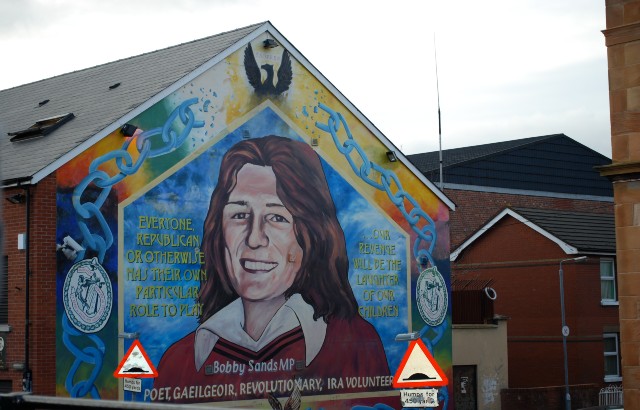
198;136;357;323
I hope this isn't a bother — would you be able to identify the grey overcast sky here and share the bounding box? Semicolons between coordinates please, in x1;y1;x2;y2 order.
0;0;612;157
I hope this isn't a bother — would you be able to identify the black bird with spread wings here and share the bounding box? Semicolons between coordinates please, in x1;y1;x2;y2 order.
244;42;292;96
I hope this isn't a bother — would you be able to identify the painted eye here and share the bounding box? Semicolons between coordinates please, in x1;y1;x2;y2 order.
268;214;289;223
231;213;250;220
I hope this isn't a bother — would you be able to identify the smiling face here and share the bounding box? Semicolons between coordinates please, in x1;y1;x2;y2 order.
222;164;303;302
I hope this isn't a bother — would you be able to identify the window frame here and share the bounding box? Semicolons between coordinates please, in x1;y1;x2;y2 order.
604;332;622;382
600;258;618;306
0;256;6;325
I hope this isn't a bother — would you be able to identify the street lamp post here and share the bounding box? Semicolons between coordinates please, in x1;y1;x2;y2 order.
559;256;587;410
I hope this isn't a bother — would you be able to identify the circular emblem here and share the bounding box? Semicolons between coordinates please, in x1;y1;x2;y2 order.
63;257;112;333
416;266;448;326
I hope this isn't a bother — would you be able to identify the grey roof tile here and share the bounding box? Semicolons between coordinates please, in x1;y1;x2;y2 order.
406;133;612;197
1;22;265;184
407;135;555;172
512;207;615;253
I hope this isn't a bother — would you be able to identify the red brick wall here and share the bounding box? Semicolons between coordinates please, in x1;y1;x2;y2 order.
501;384;599;409
29;175;57;395
445;189;613;249
452;215;619;389
3;186;27;391
2;174;57;394
0;179;619;395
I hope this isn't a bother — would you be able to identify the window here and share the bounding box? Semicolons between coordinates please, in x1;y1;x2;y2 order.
0;256;6;324
604;333;622;382
601;258;617;305
8;112;74;142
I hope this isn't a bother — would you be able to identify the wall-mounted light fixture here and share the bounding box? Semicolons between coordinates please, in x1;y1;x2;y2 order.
6;193;26;204
263;38;279;48
120;124;137;137
386;151;398;162
395;332;419;342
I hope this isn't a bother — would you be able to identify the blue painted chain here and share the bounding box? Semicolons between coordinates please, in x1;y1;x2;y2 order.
64;98;204;398
315;103;437;267
315;104;449;409
71;98;204;262
62;315;104;398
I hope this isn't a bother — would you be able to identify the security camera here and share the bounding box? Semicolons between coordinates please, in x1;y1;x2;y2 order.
63;236;84;252
56;235;84;260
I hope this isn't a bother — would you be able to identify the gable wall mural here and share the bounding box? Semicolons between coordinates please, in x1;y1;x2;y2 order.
55;31;452;409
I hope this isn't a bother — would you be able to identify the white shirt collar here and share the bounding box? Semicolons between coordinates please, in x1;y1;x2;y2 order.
193;294;326;371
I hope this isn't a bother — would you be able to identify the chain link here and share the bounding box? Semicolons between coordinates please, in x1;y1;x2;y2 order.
64;98;203;398
71;98;203;263
316;104;449;407
64;98;440;400
315;103;437;267
62;315;104;398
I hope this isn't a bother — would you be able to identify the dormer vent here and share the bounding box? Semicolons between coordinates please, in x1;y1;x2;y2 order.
8;113;75;142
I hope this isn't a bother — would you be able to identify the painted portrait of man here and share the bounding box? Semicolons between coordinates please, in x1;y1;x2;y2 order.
153;136;391;402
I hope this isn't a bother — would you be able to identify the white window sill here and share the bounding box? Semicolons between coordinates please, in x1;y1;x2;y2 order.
0;325;11;333
601;300;619;306
605;375;622;383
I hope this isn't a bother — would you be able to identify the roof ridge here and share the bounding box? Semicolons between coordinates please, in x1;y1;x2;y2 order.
407;134;563;171
511;206;613;216
410;134;557;157
0;21;267;92
440;134;560;168
451;134;556;152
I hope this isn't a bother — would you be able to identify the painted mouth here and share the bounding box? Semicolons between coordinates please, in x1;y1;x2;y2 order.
241;259;277;273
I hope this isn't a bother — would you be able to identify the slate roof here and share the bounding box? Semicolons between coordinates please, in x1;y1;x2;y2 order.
408;135;552;171
0;22;265;185
407;134;613;197
451;206;615;260
0;21;455;210
512;207;615;253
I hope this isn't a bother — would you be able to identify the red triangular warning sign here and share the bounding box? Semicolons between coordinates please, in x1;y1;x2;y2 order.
114;339;158;379
392;339;448;388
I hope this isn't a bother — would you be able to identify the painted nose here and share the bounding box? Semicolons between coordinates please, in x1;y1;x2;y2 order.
246;216;268;249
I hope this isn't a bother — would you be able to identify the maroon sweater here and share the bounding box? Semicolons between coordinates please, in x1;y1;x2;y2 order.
153;316;391;403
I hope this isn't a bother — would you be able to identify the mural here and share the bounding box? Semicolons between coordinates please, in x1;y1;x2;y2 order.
56;32;452;409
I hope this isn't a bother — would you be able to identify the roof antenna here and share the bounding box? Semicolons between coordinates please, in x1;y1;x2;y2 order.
434;33;443;190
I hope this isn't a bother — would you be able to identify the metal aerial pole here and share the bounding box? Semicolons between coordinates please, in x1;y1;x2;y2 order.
434;34;443;190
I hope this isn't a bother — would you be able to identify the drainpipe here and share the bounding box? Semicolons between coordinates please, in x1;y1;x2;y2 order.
23;186;31;393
